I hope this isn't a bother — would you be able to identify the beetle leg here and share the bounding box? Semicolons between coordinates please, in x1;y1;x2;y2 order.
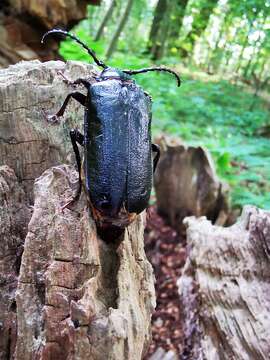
55;92;86;117
57;71;92;89
47;92;87;123
152;143;160;173
71;128;84;146
56;71;77;88
61;129;84;211
73;78;92;88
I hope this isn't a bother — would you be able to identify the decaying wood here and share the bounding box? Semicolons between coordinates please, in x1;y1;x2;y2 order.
0;60;156;359
0;60;97;200
0;0;100;68
15;165;155;360
0;165;31;360
178;206;270;360
154;137;229;232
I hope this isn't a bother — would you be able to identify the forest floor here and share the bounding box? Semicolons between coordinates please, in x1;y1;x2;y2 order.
144;206;187;359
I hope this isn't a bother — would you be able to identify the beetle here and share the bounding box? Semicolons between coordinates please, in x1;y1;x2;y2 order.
42;29;180;240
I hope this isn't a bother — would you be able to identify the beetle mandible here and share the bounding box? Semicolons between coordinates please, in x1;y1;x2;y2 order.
42;29;180;240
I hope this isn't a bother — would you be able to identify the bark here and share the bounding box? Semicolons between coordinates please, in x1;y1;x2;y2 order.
180;0;219;58
0;166;32;360
94;0;117;41
105;0;134;59
179;206;270;359
0;59;96;200
15;165;155;360
0;60;156;359
154;137;229;233
0;0;100;68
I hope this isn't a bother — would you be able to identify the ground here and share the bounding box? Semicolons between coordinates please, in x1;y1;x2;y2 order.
144;206;187;358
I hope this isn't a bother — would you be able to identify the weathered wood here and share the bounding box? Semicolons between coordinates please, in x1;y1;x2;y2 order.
15;165;155;360
0;0;100;68
154;137;229;232
0;165;31;360
179;206;270;359
0;60;96;200
0;60;156;359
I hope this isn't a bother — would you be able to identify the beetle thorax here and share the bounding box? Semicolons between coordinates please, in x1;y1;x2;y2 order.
99;67;132;82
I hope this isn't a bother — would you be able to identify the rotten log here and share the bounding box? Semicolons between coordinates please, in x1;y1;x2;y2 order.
154;137;229;232
0;0;100;68
0;60;156;359
179;206;270;360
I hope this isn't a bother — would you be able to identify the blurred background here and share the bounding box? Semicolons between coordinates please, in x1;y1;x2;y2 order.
1;0;269;210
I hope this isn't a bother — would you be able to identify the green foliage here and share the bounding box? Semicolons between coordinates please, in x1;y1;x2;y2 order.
59;28;105;62
59;14;270;210
143;75;270;209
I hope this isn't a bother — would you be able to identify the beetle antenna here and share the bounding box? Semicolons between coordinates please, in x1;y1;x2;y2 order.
41;29;107;69
123;67;181;87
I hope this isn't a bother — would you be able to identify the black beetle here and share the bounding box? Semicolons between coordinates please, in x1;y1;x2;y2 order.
42;29;180;239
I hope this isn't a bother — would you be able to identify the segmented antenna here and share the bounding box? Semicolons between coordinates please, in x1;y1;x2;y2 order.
41;29;107;69
123;67;181;87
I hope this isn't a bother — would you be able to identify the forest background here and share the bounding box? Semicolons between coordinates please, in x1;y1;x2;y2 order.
60;0;270;210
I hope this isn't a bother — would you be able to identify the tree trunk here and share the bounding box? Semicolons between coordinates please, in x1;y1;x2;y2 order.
147;0;172;60
258;58;267;83
204;5;229;73
148;0;167;49
0;60;155;359
167;0;189;52
180;0;219;58
105;0;134;59
235;33;250;74
243;14;267;79
179;206;270;359
94;0;117;41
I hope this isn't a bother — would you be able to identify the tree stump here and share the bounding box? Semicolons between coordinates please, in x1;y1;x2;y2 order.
0;61;156;359
0;0;100;68
0;59;97;199
179;206;270;359
154;137;229;233
0;165;31;360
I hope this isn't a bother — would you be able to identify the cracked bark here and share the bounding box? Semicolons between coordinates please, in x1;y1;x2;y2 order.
0;60;98;201
0;165;31;360
178;206;270;360
15;165;155;360
0;61;156;360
